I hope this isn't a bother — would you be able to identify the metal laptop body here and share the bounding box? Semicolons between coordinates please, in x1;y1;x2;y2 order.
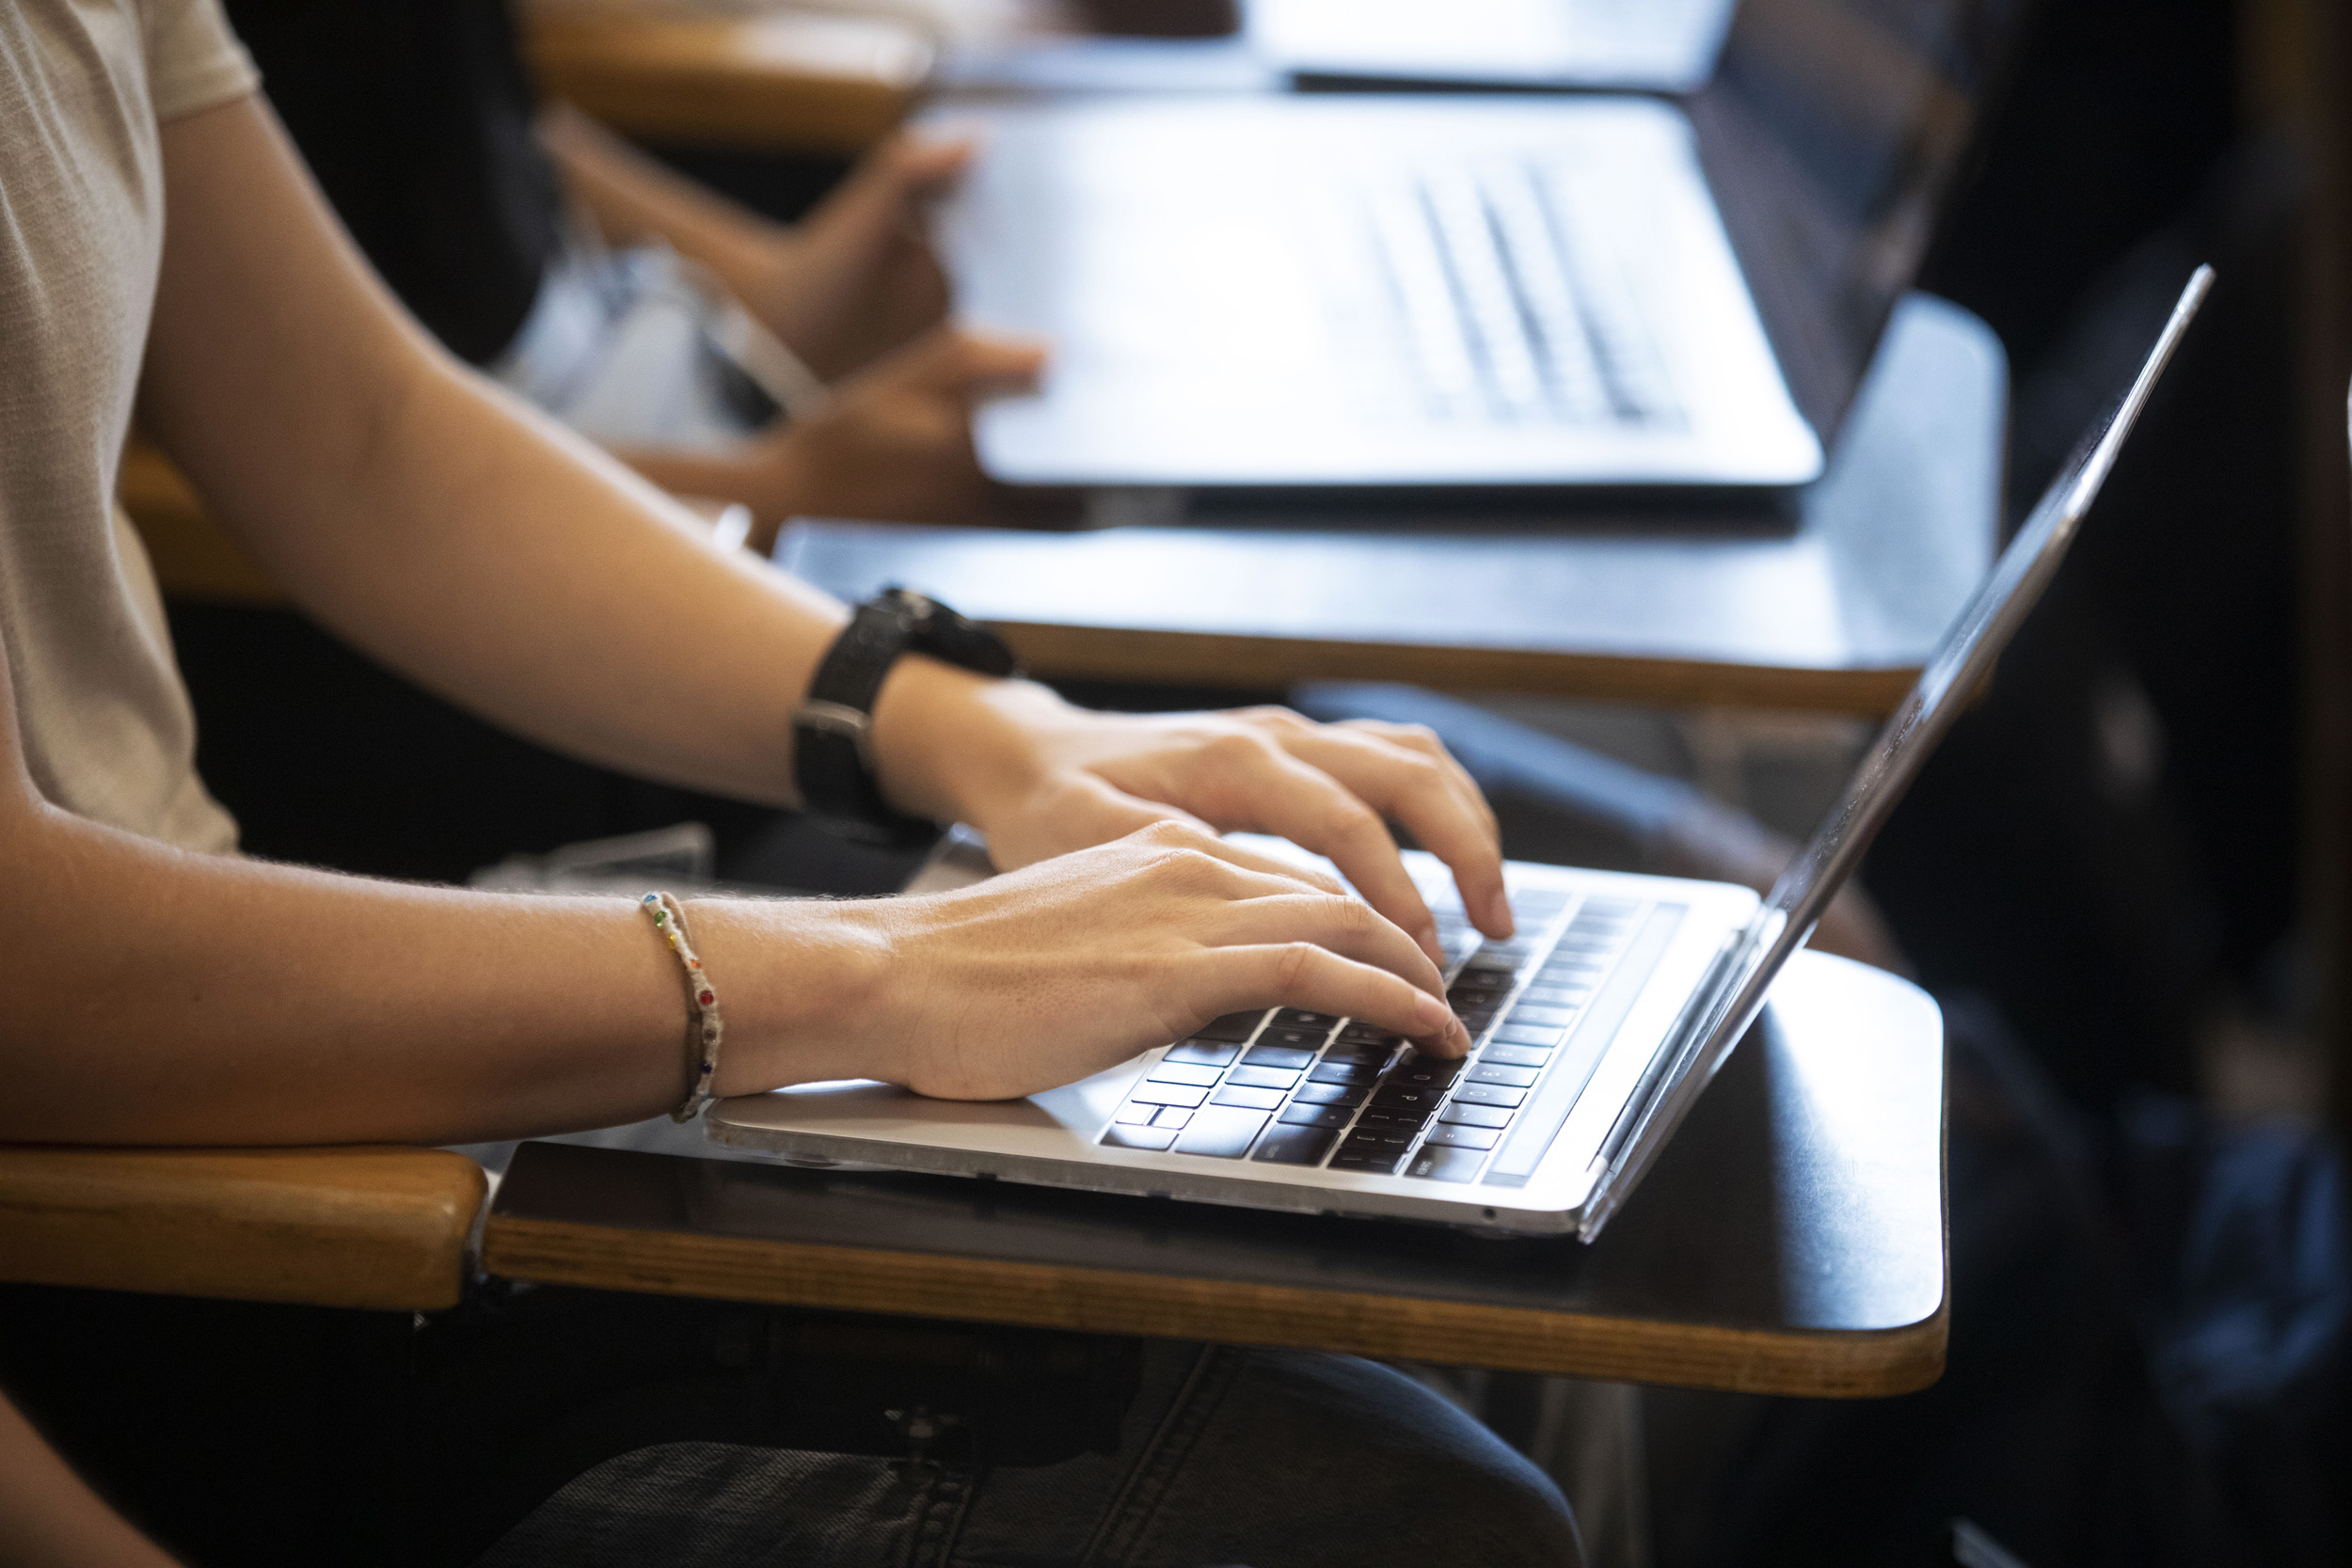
713;274;2208;1232
1248;0;1737;95
930;0;2030;493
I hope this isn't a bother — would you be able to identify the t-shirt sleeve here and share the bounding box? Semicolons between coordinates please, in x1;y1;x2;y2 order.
144;0;261;123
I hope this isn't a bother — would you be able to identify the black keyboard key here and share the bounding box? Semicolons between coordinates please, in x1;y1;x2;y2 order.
1152;1106;1194;1129
1243;1044;1318;1070
1226;1064;1301;1090
1406;1146;1488;1183
1425;1123;1501;1150
1257;1028;1327;1053
1337;1022;1405;1048
1192;1011;1269;1042
1450;969;1517;995
1293;1081;1370;1107
1389;1053;1465;1089
1516;985;1587;1009
1508;1005;1579;1028
1273;1008;1343;1033
1114;1103;1157;1126
1438;1101;1514;1130
1356;1107;1434;1133
1332;1150;1406;1176
1278;1103;1355;1130
1148;1062;1223;1087
1494;1023;1568;1048
1480;1042;1552;1068
1348;1118;1421;1146
1367;1084;1448;1116
1253;1125;1340;1165
1131;1082;1210;1108
1213;1085;1285;1112
1102;1124;1177;1151
1173;1106;1270;1158
1164;1041;1240;1068
1452;1083;1527;1109
1310;1058;1383;1085
1468;1063;1540;1088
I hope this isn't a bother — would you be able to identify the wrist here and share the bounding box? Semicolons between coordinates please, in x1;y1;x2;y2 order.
689;897;899;1094
866;658;1070;831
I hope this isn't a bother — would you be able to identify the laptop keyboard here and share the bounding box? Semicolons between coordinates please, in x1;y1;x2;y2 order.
1100;889;1653;1183
1360;159;1680;428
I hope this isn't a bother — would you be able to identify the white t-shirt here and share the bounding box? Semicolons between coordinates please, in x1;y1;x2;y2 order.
0;0;257;852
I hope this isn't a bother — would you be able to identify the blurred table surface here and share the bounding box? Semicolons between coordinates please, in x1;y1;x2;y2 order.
481;951;1949;1397
779;293;2007;718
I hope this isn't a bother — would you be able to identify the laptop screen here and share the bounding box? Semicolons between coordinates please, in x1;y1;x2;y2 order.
1577;266;2211;1240
1692;0;2038;444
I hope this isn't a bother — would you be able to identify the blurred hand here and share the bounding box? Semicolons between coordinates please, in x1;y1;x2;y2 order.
733;821;1470;1101
741;325;1043;543
746;135;974;380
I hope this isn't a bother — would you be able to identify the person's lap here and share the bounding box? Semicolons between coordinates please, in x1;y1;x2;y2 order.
474;1340;1583;1568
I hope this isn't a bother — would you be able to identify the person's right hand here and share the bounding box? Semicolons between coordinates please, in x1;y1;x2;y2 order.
705;821;1471;1102
738;325;1044;546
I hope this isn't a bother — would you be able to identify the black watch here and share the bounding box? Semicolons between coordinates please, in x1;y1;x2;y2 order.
792;588;1022;846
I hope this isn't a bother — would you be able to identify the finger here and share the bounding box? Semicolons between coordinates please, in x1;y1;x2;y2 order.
1333;718;1499;841
1210;892;1447;1002
1273;725;1514;942
811;135;976;249
1113;814;1351;900
1190;943;1472;1058
880;327;1048;400
1179;739;1446;965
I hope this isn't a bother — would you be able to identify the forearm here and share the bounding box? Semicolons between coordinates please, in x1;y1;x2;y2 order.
0;1392;182;1568
538;103;787;312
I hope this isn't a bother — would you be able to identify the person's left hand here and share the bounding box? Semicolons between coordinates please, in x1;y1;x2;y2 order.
884;685;1518;966
746;135;974;381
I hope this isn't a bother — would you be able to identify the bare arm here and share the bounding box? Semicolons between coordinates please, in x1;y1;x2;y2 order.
0;1391;183;1568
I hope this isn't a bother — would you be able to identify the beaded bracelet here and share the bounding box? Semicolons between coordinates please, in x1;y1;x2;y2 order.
641;892;724;1122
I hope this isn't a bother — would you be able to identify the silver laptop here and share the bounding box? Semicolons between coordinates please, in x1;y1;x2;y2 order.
714;273;2209;1235
930;0;2030;493
1249;0;1736;93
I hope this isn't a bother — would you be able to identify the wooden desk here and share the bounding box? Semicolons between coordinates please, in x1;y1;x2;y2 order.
0;1146;483;1312
483;951;1947;1398
520;2;933;154
778;293;2006;717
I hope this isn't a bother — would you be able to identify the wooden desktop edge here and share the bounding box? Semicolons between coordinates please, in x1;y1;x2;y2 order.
0;1146;485;1314
477;1217;1949;1399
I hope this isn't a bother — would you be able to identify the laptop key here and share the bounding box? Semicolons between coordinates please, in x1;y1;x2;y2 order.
1152;1106;1194;1129
1508;1005;1579;1028
1406;1146;1488;1183
1253;1125;1341;1165
1164;1041;1240;1068
1226;1065;1302;1090
1356;1106;1433;1132
1273;1009;1343;1033
1389;1053;1465;1089
1293;1081;1369;1107
1257;1028;1327;1053
1337;1023;1405;1047
1438;1101;1514;1130
1480;1042;1553;1068
1425;1123;1501;1150
1467;1063;1540;1088
1452;1083;1527;1109
1131;1083;1210;1109
1114;1103;1157;1126
1213;1085;1286;1111
1192;1011;1269;1042
1279;1103;1355;1130
1102;1124;1178;1151
1147;1062;1223;1087
1494;1023;1568;1048
1367;1084;1447;1115
1243;1044;1318;1071
1309;1058;1383;1084
1516;986;1588;1008
1173;1106;1270;1159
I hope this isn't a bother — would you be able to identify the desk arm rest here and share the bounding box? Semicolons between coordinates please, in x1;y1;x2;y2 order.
521;3;933;154
0;1147;485;1313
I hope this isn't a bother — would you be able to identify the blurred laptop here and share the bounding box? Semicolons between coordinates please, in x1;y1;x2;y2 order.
710;272;2208;1237
1250;0;1736;93
931;0;2031;493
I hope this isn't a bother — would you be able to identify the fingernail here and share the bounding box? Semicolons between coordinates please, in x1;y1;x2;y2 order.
1485;889;1517;937
1413;991;1453;1032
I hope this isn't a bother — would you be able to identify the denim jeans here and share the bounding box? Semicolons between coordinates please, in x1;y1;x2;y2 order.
473;1339;1582;1568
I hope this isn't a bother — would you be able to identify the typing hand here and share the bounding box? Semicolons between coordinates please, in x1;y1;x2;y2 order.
747;134;974;380
776;822;1471;1101
935;696;1516;969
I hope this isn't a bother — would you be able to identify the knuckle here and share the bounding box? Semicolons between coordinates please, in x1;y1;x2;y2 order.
1274;941;1320;992
1324;895;1376;937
